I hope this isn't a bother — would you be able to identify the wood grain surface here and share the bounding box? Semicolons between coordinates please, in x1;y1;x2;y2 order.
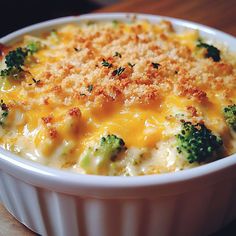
96;0;236;36
0;204;36;235
0;0;235;235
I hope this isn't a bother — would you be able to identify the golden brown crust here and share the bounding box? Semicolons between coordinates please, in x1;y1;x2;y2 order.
2;21;236;110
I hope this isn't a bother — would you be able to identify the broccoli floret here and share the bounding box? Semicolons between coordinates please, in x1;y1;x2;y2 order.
223;104;236;131
5;47;28;70
26;41;42;54
1;43;41;77
48;29;60;43
0;47;27;77
79;134;126;174
197;40;221;62
100;134;125;160
176;121;223;163
0;67;22;77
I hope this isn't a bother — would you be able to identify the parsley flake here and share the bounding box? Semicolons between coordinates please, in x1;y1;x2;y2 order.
87;84;93;92
128;62;135;68
152;62;161;69
102;59;112;68
114;52;122;58
112;67;125;76
32;78;41;84
197;40;221;62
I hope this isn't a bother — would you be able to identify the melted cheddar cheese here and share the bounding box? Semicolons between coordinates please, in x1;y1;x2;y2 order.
0;19;235;176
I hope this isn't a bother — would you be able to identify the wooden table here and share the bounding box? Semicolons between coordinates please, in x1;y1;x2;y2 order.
1;0;235;235
96;0;236;36
0;204;36;236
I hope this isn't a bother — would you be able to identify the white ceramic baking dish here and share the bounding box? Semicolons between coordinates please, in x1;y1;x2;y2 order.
0;13;236;236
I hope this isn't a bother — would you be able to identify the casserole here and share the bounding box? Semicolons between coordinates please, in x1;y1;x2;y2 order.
0;13;236;236
0;14;235;176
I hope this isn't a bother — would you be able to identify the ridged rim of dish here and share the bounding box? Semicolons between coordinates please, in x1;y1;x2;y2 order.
0;13;236;190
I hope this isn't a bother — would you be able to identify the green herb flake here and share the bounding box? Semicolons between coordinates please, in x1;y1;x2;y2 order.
128;62;135;68
114;52;122;58
2;111;8;117
112;67;125;76
32;78;41;84
87;84;93;92
101;59;112;68
197;39;221;62
152;62;161;69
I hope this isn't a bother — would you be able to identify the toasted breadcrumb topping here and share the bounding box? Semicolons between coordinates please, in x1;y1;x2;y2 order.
14;21;234;109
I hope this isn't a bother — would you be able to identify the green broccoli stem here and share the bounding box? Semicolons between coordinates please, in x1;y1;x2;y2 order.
79;134;126;175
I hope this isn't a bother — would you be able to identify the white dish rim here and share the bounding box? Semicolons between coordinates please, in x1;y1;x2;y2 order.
0;12;236;190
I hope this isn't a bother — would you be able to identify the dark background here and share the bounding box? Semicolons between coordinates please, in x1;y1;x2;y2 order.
0;0;101;37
